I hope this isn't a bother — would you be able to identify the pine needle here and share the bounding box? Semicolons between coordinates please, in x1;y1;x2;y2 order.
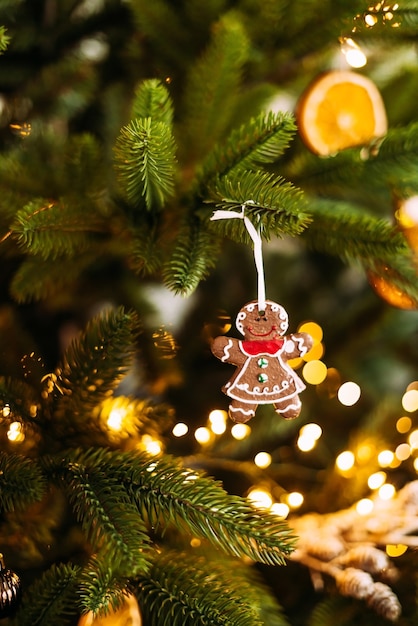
114;118;177;211
0;451;46;513
131;79;174;127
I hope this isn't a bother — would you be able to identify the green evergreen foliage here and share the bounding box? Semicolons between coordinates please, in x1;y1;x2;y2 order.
0;1;417;625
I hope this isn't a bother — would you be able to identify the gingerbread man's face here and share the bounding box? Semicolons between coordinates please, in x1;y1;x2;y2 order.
236;300;288;339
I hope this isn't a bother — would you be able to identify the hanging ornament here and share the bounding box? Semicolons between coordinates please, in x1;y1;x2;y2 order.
0;554;21;618
210;207;313;423
296;70;387;156
78;593;142;626
395;196;418;259
367;265;418;310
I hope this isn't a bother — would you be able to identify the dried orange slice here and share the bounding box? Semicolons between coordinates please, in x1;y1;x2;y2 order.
296;70;387;156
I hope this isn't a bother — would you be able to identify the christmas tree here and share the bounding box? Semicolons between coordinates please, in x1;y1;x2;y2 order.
0;1;417;624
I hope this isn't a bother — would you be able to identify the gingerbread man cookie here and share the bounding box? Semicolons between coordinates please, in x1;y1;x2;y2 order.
211;300;313;423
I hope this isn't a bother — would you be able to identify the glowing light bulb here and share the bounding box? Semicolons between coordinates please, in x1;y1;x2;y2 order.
336;450;355;471
395;442;411;461
341;38;367;68
247;488;273;509
302;360;327;385
7;421;24;442
408;429;418;449
172;422;188;437
208;409;227;435
414;457;418;472
338;381;361;406
297;422;322;451
107;407;127;432
287;492;304;509
396;416;412;433
194;427;211;444
231;423;251;440
254;452;272;468
378;483;396;500
2;404;11;417
298;321;323;343
364;13;378;27
368;471;386;489
270;502;290;518
356;498;374;515
402;389;418;412
378;449;394;467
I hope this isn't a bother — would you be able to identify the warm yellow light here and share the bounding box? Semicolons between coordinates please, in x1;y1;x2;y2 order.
368;471;386;489
402;389;418;412
209;409;227;435
248;488;273;509
254;452;272;468
2;404;11;417
378;449;395;467
378;483;396;500
336;450;355;471
298;321;323;342
302;360;327;385
386;544;408;557
303;342;324;361
414;457;418;472
396;416;412;433
7;421;24;442
231;423;251;440
297;422;322;451
143;436;162;456
356;498;374;515
395;443;411;461
107;407;127;432
338;381;361;406
300;423;322;440
408;429;418;449
345;47;367;68
270;502;290;518
190;538;201;548
364;13;378;26
287;491;304;509
297;435;316;452
172;422;188;437
356;442;374;463
194;427;211;444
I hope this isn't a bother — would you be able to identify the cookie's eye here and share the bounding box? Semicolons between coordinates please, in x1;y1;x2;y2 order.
263;316;267;321
255;317;260;322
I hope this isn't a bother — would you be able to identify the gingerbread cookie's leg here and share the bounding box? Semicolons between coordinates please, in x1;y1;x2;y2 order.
274;396;302;420
229;400;257;423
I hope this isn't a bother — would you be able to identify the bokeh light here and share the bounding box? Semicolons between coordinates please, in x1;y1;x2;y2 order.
337;381;361;406
270;502;290;518
368;471;386;490
194;427;211;444
172;422;188;437
247;488;273;509
378;483;396;500
302;360;327;385
254;452;272;468
287;492;304;509
402;389;418;412
378;449;395;467
356;498;374;515
396;416;412;433
231;423;251;440
336;450;355;471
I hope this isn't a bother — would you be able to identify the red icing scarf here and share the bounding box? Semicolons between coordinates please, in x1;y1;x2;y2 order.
241;339;284;355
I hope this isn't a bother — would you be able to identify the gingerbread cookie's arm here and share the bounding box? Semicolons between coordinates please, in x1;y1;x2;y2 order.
282;332;313;360
211;336;246;365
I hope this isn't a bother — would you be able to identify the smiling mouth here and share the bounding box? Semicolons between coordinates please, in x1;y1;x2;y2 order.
247;326;276;337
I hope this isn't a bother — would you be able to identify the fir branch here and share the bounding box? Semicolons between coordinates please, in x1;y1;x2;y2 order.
54;307;139;421
84;449;296;565
0;451;46;513
14;562;81;626
307;596;360;626
199;111;297;185
131;79;174;127
78;557;132;616
179;12;250;162
10;198;106;260
136;549;265;626
10;251;99;303
46;455;151;577
302;199;407;263
0;26;9;54
113;118;177;211
162;218;221;295
207;170;311;240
